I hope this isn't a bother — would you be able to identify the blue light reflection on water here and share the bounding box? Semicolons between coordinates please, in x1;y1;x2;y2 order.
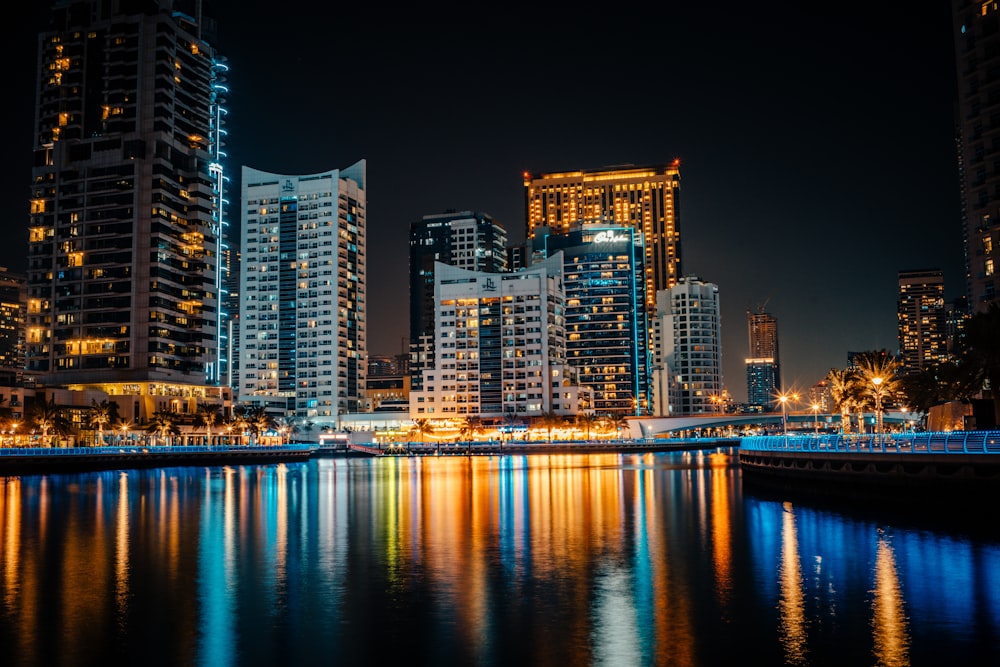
0;450;998;666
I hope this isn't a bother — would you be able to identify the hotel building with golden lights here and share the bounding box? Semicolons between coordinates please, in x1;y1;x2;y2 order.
25;0;231;424
524;162;682;309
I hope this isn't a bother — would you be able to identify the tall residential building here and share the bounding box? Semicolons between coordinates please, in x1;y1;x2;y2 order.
952;1;1000;312
26;0;230;423
653;276;723;416
239;163;367;420
408;211;508;390
897;269;948;374
409;255;590;420
746;308;780;409
524;162;682;311
535;226;650;416
0;269;27;387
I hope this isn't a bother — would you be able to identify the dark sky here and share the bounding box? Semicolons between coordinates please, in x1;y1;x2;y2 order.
5;2;964;403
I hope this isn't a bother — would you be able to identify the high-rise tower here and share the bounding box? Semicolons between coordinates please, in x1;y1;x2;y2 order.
897;269;948;374
239;163;367;419
952;1;1000;312
524;162;682;311
408;211;508;390
746;308;780;409
26;0;229;422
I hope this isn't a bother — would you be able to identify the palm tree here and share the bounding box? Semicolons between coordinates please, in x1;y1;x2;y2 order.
853;349;903;433
605;413;630;440
535;410;564;442
146;411;180;446
273;415;299;444
410;418;432;443
826;367;859;433
195;403;222;444
89;399;118;446
575;412;598;441
29;398;68;445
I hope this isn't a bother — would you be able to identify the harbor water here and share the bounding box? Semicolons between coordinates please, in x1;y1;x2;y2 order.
0;447;997;666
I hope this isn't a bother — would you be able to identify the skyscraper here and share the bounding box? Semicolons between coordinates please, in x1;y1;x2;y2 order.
897;269;948;374
524;162;682;310
239;163;366;420
746;308;780;409
26;0;229;423
654;276;723;416
0;269;26;388
408;211;508;390
952;1;1000;312
536;226;650;416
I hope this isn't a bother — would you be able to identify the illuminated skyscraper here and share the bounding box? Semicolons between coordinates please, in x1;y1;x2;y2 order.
952;1;1000;311
746;308;780;409
535;226;650;416
654;277;723;416
524;162;682;310
0;269;26;388
897;269;948;374
408;211;508;390
26;0;230;423
239;163;367;419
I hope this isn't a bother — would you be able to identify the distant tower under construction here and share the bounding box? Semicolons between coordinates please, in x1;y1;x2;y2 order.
746;307;780;409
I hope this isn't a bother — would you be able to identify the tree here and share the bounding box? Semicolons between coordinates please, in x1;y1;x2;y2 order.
826;367;858;433
575;412;598;440
89;399;119;446
195;403;222;444
605;413;630;440
410;418;432;443
273;415;299;444
30;398;62;442
535;410;564;442
146;411;180;446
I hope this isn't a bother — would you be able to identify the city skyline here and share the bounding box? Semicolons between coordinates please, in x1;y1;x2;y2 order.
3;2;964;403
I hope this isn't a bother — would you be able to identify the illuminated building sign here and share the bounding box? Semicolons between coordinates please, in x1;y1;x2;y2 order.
592;230;629;244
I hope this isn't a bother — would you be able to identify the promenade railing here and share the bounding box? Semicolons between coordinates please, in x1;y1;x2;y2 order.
0;444;315;457
740;431;1000;455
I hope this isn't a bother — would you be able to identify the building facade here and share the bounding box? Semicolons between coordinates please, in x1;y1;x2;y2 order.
0;269;27;388
408;211;508;390
239;163;366;419
535;226;650;416
524;162;682;311
26;0;230;424
952;1;1000;312
653;276;723;416
409;255;590;420
746;308;780;409
897;268;948;374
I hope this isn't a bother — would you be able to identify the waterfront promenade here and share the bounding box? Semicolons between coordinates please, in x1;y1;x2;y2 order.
739;430;1000;502
339;437;737;457
0;443;314;474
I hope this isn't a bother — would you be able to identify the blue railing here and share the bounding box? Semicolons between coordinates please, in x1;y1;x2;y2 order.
0;444;314;457
740;431;1000;455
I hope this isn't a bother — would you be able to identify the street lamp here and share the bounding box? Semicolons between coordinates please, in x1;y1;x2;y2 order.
811;403;820;434
871;376;885;439
777;393;790;434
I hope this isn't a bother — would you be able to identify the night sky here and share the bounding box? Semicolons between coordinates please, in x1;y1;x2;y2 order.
4;2;964;403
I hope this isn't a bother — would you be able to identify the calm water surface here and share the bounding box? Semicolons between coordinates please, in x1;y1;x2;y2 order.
0;447;998;666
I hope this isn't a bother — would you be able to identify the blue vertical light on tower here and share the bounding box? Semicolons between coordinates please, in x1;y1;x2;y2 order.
208;58;230;385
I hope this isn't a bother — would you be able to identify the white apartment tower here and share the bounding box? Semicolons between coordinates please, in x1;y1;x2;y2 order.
652;276;723;415
409;254;591;420
239;163;366;418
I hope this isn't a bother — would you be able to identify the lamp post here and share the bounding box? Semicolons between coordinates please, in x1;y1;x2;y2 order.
811;403;820;434
871;376;884;439
778;393;790;434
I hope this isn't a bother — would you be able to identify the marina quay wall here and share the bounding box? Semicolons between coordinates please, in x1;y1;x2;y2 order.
738;431;1000;502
